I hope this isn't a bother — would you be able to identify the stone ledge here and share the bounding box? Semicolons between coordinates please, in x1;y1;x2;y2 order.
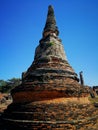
3;114;98;124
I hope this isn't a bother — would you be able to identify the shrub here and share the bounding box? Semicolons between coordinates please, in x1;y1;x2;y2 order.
48;41;54;47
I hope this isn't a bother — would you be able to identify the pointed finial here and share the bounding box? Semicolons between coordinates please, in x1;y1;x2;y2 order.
43;5;59;38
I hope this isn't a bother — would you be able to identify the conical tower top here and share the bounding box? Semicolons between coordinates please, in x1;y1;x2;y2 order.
43;5;59;38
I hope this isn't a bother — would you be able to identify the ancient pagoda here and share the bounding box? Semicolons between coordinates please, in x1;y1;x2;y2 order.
2;5;90;130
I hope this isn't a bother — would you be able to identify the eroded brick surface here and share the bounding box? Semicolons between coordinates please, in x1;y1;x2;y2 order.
2;100;98;130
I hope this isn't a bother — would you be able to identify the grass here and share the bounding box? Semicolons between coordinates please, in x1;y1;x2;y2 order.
88;96;98;104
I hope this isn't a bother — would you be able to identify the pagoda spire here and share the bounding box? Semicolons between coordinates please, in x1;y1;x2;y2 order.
43;5;59;38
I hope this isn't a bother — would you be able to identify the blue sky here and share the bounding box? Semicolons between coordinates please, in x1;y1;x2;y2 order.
0;0;98;86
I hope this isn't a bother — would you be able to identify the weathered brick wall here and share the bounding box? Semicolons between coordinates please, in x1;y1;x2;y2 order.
2;99;98;130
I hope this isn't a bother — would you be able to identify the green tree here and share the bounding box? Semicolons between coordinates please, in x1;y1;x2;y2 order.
0;80;7;92
0;78;21;93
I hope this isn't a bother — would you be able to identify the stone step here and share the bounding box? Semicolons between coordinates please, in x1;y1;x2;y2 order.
3;115;98;130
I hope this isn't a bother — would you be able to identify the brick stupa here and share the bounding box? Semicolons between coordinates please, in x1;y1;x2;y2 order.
2;5;90;129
